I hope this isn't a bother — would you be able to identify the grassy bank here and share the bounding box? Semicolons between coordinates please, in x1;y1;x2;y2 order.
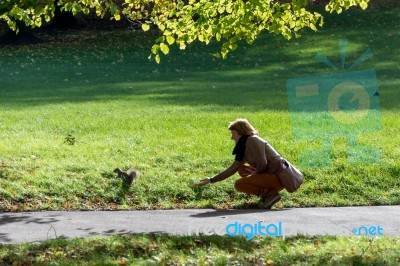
1;234;400;265
0;6;399;211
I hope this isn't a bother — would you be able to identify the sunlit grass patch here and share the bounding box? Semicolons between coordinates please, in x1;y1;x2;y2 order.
0;7;399;211
1;234;400;265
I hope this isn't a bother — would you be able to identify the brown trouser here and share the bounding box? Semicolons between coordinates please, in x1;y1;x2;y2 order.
234;165;284;196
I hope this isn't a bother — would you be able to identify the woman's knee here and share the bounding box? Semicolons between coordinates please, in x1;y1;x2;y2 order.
234;178;245;192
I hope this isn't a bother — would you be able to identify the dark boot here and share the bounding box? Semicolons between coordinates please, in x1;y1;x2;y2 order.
259;190;281;209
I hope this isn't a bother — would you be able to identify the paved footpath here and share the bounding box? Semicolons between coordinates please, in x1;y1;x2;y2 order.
1;206;400;245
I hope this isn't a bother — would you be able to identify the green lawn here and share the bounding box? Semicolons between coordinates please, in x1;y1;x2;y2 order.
0;6;399;213
1;234;400;265
1;4;400;265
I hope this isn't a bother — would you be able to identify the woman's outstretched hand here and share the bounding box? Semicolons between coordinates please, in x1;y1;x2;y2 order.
194;178;211;187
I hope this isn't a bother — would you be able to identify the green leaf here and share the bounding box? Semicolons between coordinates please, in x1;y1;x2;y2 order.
166;35;175;45
359;1;368;10
158;24;165;31
226;4;233;13
198;34;204;42
211;52;221;58
160;43;170;55
179;42;186;50
142;24;150;31
151;44;160;54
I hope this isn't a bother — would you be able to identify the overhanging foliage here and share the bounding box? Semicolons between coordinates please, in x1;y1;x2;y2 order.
0;0;369;61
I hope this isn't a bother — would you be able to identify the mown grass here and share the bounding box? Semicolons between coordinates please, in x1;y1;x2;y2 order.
1;234;400;265
0;6;399;212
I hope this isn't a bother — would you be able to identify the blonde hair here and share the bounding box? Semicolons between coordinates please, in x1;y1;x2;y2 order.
228;118;258;136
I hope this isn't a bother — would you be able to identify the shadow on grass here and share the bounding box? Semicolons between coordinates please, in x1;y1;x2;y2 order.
2;233;399;265
0;80;289;112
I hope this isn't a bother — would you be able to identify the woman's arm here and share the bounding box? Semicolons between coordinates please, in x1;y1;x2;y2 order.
210;160;244;183
197;160;244;186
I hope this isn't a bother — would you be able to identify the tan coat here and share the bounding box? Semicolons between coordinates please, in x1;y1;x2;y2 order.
211;135;282;183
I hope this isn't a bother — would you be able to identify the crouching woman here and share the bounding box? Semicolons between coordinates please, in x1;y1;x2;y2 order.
197;118;285;209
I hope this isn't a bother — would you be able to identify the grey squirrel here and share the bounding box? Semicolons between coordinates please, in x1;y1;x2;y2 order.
113;168;139;185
